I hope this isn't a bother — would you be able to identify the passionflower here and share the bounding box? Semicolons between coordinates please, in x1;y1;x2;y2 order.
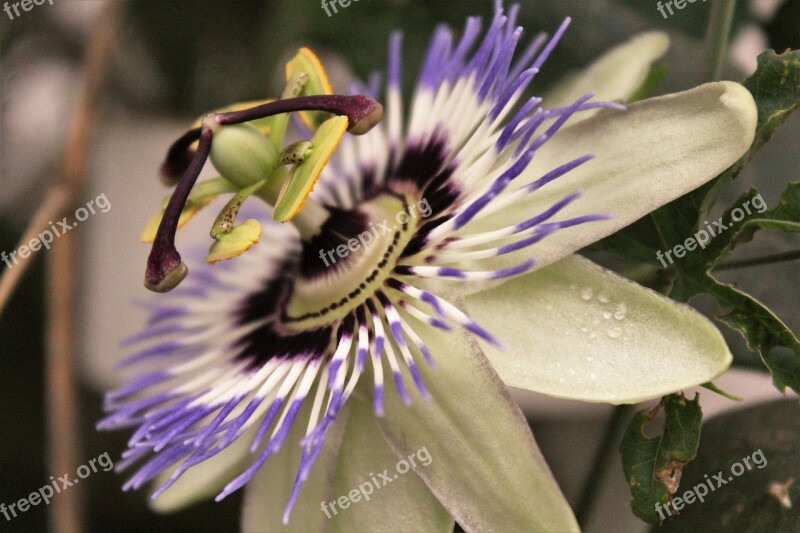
100;5;757;531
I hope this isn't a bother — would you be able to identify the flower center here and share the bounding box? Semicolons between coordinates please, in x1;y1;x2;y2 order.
282;191;415;330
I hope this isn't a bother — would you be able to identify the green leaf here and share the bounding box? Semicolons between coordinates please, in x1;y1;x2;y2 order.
620;393;703;525
743;50;800;151
671;270;800;394
595;49;800;263
665;181;800;393
656;399;800;531
691;183;800;267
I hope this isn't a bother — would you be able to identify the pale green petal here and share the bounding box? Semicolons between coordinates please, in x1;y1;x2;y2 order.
240;402;350;532
329;398;453;533
543;32;669;113
461;82;757;289
465;255;732;404
239;396;450;532
373;313;579;532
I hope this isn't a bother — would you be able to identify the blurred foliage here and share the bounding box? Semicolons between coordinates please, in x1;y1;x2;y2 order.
612;0;750;37
114;0;668;114
767;0;800;51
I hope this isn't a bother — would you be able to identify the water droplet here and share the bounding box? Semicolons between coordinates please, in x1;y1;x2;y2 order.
586;356;594;362
598;291;610;303
581;327;588;333
602;311;612;320
580;288;593;301
614;303;627;320
589;332;599;339
607;327;622;338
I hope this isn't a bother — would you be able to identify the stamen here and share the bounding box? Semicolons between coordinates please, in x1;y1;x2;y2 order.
210;180;266;238
214;95;383;136
148;94;383;293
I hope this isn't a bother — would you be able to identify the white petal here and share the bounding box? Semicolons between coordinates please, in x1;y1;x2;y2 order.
543;32;670;113
240;402;349;532
465;255;733;404
462;81;757;284
373;314;579;532
329;398;453;532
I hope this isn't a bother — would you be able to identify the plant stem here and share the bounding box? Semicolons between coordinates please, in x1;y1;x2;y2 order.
715;249;800;271
704;0;737;82
575;404;638;529
0;187;70;317
45;4;119;532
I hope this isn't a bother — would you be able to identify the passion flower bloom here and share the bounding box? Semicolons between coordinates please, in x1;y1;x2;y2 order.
100;6;757;531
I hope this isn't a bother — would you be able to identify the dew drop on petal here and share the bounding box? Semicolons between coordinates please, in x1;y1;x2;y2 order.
580;288;593;301
602;311;612;320
598;291;610;303
614;303;628;320
607;326;622;338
